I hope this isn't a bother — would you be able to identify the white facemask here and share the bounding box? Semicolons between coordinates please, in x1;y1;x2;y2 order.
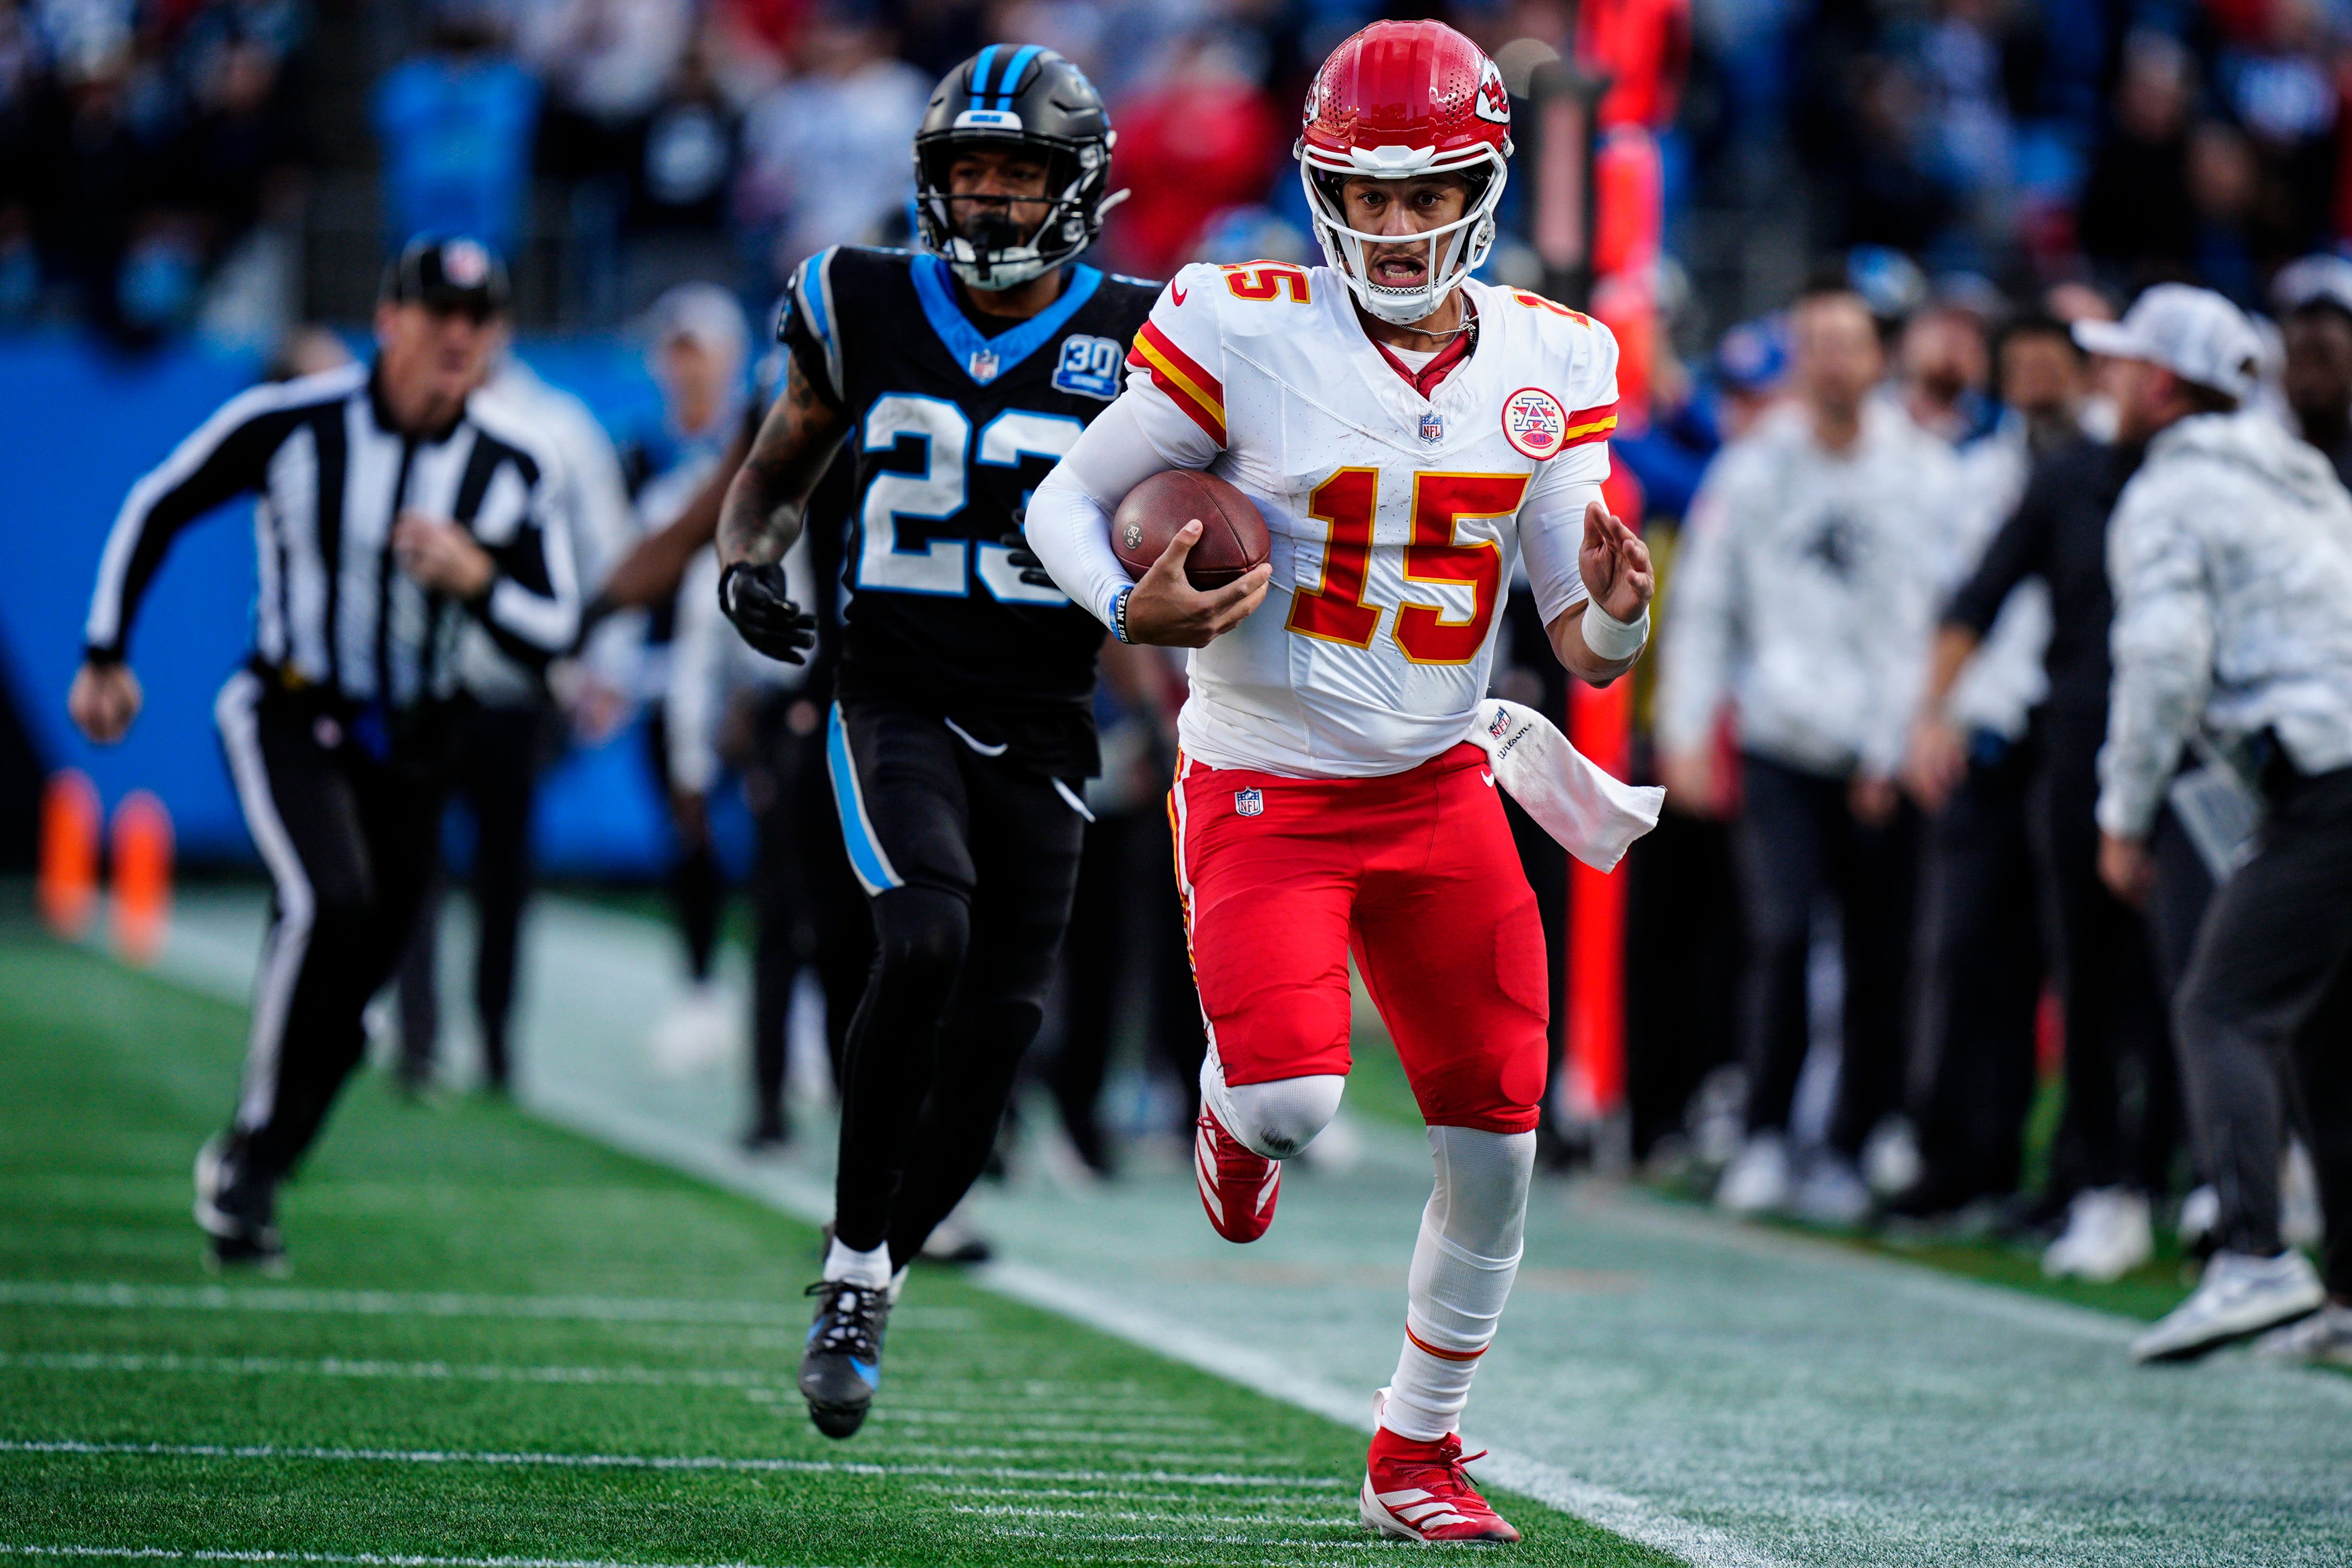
1299;151;1507;326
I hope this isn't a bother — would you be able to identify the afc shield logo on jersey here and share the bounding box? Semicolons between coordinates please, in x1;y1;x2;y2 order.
1502;387;1568;460
1234;787;1265;817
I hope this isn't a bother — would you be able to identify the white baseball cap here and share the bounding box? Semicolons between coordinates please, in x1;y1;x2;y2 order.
644;283;749;365
2072;283;2261;399
2273;252;2352;319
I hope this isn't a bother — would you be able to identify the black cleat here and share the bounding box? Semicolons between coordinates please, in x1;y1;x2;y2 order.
194;1134;285;1274
799;1278;890;1438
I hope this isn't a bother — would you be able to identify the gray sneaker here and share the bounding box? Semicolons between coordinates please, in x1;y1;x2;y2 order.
2250;1302;2352;1366
2130;1249;2325;1363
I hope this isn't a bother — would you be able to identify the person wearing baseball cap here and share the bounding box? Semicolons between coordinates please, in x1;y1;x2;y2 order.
380;233;512;320
2088;282;2352;1366
2272;256;2352;484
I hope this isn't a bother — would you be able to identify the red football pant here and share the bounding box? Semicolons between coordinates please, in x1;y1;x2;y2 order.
1170;742;1550;1134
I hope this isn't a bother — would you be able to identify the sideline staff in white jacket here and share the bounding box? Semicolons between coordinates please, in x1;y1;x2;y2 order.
2079;285;2352;1365
1655;284;1956;1223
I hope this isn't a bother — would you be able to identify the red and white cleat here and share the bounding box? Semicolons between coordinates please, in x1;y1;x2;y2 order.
1194;1104;1280;1243
1359;1401;1520;1543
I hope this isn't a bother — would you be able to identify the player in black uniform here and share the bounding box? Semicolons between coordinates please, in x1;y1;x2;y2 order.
713;46;1154;1438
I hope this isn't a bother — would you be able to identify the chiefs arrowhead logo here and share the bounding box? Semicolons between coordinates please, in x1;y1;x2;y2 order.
1474;59;1510;125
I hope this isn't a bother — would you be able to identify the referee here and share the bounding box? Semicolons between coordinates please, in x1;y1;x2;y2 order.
68;236;580;1270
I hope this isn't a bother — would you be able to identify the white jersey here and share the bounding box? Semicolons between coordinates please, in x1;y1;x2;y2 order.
1120;262;1618;777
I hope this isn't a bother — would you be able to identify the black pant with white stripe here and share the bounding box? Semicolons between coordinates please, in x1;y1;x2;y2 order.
215;670;447;1181
825;697;1088;1266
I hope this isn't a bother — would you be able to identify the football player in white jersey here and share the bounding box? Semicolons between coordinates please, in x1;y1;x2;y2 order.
1024;18;1652;1543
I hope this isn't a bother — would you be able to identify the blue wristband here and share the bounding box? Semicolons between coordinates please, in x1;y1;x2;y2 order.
1109;583;1134;644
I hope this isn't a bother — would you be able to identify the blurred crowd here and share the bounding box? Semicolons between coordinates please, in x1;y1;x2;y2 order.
18;0;2352;341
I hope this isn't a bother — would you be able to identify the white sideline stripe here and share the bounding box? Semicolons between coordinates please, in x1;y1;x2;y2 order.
107;893;1771;1566
0;1354;781;1389
213;671;314;1134
0;1547;836;1568
0;1282;961;1329
0;1440;1350;1490
980;1261;1794;1568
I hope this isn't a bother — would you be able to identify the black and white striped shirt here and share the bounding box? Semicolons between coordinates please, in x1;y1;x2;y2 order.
83;361;579;710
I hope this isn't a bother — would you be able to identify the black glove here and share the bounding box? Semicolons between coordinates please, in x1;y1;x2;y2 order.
999;529;1057;589
718;561;817;665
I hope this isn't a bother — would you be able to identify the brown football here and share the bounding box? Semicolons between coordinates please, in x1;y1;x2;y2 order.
1110;468;1271;591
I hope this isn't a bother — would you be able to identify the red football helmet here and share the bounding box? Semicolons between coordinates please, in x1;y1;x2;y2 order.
1297;21;1513;325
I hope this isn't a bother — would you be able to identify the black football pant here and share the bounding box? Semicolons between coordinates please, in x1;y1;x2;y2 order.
1906;738;2042;1200
1733;754;1917;1155
2029;704;2184;1200
826;698;1086;1266
2174;763;2352;1294
644;703;726;984
214;671;444;1181
744;694;870;1137
1625;811;1744;1162
396;699;549;1090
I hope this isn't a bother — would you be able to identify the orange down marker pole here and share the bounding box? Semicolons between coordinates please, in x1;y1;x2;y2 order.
109;790;174;966
1560;112;1668;1131
38;770;101;939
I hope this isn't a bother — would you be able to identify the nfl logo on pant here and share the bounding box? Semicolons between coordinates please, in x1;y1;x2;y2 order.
1234;788;1264;817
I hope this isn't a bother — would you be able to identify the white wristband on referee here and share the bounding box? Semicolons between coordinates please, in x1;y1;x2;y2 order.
1580;600;1649;662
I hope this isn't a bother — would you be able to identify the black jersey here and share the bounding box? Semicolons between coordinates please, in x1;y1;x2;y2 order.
779;245;1155;776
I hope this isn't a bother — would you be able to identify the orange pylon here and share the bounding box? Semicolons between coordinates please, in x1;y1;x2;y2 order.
38;770;101;939
109;790;173;966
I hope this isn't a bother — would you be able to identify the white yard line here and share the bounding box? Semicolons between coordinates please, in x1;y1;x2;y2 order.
0;1546;838;1568
0;1439;1351;1490
0;1281;962;1330
0;1353;783;1389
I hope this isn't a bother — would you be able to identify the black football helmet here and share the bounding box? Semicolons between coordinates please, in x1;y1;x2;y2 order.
913;46;1122;291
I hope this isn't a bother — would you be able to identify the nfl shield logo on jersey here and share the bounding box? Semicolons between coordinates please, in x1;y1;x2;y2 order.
1502;387;1567;460
1234;787;1265;817
1418;409;1445;444
969;348;1000;383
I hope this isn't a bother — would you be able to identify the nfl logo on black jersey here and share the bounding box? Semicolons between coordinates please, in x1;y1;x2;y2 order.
1235;788;1265;817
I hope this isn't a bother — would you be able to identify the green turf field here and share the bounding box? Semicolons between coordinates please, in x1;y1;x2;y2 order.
0;931;1674;1567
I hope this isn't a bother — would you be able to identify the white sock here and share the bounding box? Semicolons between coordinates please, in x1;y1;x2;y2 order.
824;1235;892;1289
1382;1126;1535;1442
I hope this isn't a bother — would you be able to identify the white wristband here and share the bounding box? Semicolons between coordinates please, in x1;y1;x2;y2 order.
1580;600;1650;662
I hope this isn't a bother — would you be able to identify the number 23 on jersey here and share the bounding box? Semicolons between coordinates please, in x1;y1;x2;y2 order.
1287;468;1530;665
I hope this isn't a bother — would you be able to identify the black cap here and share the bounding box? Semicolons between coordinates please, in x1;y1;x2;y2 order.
380;234;511;318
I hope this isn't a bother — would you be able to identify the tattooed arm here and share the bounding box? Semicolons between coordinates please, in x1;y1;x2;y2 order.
717;354;851;569
710;354;849;665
